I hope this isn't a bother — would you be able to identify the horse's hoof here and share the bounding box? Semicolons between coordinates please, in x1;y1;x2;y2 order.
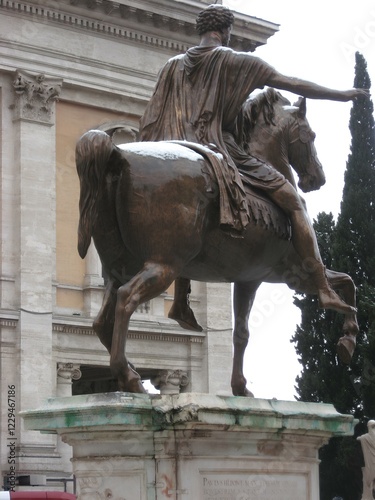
168;304;203;332
232;387;254;398
130;379;147;394
337;335;356;364
174;317;203;332
243;388;255;398
118;364;148;394
119;378;147;394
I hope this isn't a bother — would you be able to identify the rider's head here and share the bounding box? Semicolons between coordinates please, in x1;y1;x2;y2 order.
196;5;234;46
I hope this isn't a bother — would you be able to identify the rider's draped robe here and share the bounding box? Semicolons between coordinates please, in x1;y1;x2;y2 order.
139;45;285;234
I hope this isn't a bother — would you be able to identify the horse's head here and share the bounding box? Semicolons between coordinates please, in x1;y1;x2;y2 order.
285;97;326;193
240;88;325;193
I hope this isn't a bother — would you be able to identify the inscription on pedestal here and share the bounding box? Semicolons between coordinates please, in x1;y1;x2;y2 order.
201;472;307;500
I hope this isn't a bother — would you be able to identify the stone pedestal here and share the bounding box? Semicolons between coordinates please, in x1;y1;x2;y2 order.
21;393;355;500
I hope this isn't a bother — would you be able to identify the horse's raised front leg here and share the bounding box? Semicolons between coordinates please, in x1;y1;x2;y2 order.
231;281;261;397
326;269;359;364
111;261;177;393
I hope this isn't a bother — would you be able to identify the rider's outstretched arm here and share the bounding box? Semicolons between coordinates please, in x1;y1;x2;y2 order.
266;70;369;102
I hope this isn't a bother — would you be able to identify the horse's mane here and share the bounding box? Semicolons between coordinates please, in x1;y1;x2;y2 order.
240;88;291;142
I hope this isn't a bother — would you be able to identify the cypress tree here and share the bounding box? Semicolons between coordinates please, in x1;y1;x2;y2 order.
332;51;375;422
292;52;375;500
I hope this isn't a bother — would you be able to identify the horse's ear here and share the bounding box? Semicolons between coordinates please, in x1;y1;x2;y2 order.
297;97;307;118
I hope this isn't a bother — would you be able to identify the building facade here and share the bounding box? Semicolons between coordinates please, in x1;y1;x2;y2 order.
0;0;277;490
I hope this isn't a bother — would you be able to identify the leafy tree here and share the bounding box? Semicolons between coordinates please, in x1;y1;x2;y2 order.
292;52;375;500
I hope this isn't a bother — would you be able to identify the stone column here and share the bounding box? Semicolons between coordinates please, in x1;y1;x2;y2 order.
12;69;63;473
150;370;189;395
83;244;104;318
56;363;82;398
56;363;82;474
202;282;233;395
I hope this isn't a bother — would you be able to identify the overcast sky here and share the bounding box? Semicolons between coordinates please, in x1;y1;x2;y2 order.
221;0;375;400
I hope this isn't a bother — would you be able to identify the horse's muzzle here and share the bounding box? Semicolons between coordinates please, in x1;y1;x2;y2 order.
298;171;326;193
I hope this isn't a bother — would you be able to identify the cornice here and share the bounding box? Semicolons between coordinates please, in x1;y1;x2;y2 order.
0;0;278;53
1;311;204;342
52;317;205;343
0;318;18;328
0;309;19;328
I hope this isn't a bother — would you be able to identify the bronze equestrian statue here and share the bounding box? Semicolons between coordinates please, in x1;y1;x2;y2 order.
76;5;367;395
76;90;358;396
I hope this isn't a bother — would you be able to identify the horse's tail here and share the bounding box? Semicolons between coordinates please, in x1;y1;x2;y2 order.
76;130;114;259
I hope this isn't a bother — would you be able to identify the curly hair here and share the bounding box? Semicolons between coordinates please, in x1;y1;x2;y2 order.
196;5;234;36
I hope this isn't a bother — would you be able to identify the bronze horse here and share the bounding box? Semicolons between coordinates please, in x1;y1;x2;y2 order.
76;88;358;396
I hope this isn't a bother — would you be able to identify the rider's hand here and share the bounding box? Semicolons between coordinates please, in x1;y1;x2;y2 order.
345;88;370;100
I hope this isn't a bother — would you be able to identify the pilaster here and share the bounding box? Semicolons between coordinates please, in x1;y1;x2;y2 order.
201;282;233;395
11;69;63;472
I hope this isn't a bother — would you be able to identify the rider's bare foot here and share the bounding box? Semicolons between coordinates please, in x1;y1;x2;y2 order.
318;288;357;315
337;335;356;365
168;302;203;332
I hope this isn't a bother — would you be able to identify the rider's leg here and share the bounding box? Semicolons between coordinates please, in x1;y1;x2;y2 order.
270;182;355;314
168;277;203;332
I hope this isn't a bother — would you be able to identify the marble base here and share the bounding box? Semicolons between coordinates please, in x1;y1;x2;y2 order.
21;393;355;500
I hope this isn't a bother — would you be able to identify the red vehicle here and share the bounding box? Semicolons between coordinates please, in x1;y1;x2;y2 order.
0;493;76;499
